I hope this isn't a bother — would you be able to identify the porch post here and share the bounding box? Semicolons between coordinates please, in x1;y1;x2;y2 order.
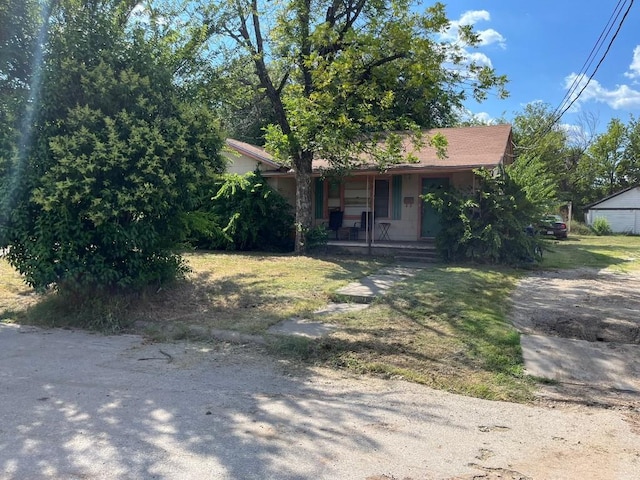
367;175;372;252
371;176;376;245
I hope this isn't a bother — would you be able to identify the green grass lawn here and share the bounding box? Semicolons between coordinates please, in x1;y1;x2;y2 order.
2;234;640;402
541;234;640;271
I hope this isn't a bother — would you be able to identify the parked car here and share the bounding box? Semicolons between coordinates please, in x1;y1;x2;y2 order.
538;214;568;239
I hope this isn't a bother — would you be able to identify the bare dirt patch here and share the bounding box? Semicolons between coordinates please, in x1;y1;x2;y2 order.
510;267;640;424
511;268;640;344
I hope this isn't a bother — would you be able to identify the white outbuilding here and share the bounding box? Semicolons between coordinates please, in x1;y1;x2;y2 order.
584;185;640;234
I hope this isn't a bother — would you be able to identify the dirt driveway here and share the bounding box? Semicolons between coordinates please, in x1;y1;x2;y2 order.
511;267;640;414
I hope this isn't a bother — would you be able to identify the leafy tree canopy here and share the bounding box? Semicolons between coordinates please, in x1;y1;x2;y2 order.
508;102;566;214
1;0;225;292
179;0;508;250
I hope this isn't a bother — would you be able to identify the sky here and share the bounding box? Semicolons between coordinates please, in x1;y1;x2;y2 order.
443;0;640;134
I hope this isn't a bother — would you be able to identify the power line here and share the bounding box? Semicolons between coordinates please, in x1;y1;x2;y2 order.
550;0;634;125
515;0;635;153
551;0;628;123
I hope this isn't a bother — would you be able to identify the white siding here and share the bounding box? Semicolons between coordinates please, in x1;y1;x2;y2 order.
591;187;640;209
586;187;640;234
588;210;640;234
222;152;263;175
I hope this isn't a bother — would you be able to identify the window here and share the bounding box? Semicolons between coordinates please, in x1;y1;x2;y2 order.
343;178;369;216
327;180;341;210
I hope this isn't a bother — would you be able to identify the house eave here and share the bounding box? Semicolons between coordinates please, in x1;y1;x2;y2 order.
583;185;640;210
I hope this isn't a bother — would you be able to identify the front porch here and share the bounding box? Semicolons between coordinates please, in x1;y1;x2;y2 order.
324;239;439;263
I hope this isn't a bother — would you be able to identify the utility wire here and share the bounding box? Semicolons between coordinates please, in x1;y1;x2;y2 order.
514;0;634;153
551;0;627;123
550;0;634;125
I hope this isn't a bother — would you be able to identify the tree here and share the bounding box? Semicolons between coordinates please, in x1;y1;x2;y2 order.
620;115;640;187
0;0;41;213
195;0;507;251
0;0;39;98
2;0;225;292
580;118;628;199
508;103;566;213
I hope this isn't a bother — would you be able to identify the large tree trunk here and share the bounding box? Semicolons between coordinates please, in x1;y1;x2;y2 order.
293;150;313;253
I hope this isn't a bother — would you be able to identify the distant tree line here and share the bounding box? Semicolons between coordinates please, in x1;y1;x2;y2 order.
508;103;640;218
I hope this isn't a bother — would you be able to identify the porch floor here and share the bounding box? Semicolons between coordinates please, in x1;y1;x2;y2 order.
326;239;434;248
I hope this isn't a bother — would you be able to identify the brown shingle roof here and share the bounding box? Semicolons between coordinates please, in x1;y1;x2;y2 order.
226;124;513;173
402;124;513;168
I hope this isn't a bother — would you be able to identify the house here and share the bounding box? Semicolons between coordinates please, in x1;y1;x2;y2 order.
585;186;640;234
224;124;514;242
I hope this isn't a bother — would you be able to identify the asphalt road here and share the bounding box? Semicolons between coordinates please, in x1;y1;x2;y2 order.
1;323;639;479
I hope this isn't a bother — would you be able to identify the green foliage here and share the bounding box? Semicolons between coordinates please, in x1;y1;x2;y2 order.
189;172;294;251
302;224;329;251
425;168;542;264
591;217;612;236
508;103;566;210
2;0;224;293
0;0;39;96
197;0;508;250
622;115;640;186
581;118;628;199
0;0;41;232
569;220;593;236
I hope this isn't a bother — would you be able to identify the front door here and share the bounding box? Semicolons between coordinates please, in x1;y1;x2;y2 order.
421;177;449;238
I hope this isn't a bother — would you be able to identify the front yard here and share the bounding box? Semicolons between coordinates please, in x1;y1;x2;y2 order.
2;235;640;402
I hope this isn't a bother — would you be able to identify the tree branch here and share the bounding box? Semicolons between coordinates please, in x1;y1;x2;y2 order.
357;52;407;83
319;0;367;57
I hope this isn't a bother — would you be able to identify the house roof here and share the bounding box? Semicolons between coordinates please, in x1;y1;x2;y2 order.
225;124;513;174
584;185;640;210
224;138;283;170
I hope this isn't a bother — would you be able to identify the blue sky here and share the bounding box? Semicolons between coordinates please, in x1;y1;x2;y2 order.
443;1;640;133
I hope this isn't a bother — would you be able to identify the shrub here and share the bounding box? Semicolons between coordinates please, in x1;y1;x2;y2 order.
188;172;294;251
424;167;543;264
591;217;612;236
1;5;224;293
302;224;329;251
569;220;593;236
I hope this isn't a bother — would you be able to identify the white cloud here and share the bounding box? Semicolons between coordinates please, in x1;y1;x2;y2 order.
559;123;584;142
470;111;497;124
466;52;493;68
478;29;506;49
459;10;491;26
624;45;640;81
443;10;506;49
564;73;640;110
457;107;498;125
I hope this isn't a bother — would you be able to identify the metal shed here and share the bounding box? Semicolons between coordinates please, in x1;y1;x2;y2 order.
585;186;640;234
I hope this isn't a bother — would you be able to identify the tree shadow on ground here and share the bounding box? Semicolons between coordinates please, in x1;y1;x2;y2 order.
0;324;456;479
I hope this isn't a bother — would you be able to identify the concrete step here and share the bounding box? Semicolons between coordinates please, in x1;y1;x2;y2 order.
394;252;439;263
394;245;439;263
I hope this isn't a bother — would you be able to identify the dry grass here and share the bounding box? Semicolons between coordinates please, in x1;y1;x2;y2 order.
124;252;388;334
0;257;38;322
3;235;640;402
272;265;533;402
